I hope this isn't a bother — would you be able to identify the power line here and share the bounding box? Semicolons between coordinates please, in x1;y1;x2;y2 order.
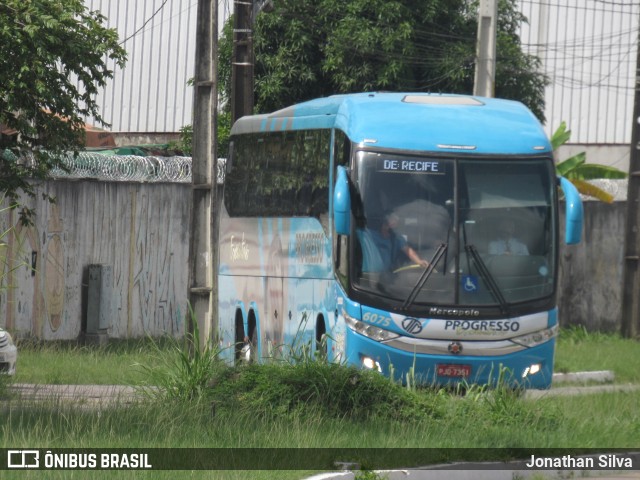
119;0;171;45
521;0;638;13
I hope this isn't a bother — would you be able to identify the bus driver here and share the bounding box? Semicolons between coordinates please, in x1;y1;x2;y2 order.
358;213;430;272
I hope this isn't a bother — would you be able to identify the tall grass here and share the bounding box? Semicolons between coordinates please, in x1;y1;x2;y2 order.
135;307;224;402
3;325;640;479
2;386;639;452
135;307;443;420
208;361;443;421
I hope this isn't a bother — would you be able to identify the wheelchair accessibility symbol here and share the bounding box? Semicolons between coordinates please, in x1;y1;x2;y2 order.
462;275;479;292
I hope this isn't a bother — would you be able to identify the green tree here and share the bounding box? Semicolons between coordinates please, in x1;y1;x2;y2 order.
0;0;126;221
177;0;546;157
552;121;627;203
222;0;546;119
214;18;234;159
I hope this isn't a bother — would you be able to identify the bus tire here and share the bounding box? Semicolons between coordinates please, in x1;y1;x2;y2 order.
234;309;245;364
316;315;327;360
245;311;258;363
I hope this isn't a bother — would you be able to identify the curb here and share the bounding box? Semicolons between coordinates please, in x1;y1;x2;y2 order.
552;370;615;384
525;383;640;400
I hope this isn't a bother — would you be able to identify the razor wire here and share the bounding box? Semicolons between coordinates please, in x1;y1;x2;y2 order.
50;152;194;183
2;149;227;184
2;148;626;196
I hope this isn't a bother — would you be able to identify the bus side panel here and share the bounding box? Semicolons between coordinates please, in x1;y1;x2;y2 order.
218;206;337;362
218;207;281;363
217;278;242;364
281;216;334;355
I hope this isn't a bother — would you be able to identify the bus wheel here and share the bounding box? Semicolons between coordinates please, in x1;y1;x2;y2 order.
243;312;258;363
234;310;245;364
316;316;327;360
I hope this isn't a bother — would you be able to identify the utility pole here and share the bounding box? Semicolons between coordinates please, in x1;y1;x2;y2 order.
189;0;218;346
621;16;640;338
473;0;498;98
230;0;273;124
231;0;254;124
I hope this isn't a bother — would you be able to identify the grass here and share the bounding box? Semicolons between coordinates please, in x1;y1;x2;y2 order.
2;388;639;448
554;326;640;383
12;337;173;385
1;385;639;479
135;314;224;401
206;361;442;421
2;327;640;479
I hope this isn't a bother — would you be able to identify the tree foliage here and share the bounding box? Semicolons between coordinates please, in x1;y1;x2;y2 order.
0;0;126;220
219;0;547;120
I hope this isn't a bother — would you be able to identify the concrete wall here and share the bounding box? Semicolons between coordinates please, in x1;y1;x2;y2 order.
558;200;626;332
0;180;190;340
0;180;627;339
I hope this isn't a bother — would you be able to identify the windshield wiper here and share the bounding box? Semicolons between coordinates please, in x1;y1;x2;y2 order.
401;243;448;310
465;244;509;315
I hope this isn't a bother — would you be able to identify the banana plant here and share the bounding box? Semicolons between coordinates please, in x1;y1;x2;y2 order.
551;121;627;203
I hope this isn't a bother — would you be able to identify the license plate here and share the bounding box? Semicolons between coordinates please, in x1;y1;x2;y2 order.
437;364;471;378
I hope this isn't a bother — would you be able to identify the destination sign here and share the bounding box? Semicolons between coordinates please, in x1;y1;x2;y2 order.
378;158;441;173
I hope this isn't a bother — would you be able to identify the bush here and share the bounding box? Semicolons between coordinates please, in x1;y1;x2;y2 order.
208;361;443;421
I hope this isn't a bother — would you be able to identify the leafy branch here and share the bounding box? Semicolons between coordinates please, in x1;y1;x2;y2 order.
552;121;627;203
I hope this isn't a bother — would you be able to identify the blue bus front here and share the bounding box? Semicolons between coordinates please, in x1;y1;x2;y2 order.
342;303;558;389
334;151;572;389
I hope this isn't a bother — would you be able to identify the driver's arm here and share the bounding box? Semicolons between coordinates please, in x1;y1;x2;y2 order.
403;245;429;268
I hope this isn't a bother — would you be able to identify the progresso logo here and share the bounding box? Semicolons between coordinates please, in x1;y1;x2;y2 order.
401;317;423;335
444;319;521;333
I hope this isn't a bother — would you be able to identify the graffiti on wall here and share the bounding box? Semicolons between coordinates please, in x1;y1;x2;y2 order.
0;181;190;340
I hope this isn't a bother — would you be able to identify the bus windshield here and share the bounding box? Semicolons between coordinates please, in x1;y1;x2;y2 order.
351;151;556;311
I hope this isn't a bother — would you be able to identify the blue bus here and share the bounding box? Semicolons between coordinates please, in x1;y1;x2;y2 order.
218;92;583;389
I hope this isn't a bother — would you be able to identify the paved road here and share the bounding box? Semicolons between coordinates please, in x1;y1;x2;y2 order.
525;383;640;399
306;470;640;480
9;381;640;404
8;383;144;406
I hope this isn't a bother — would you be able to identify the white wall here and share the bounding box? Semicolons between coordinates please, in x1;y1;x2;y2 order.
519;0;639;144
84;1;639;149
83;0;232;134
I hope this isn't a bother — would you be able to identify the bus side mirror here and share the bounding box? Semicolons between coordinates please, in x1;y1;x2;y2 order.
333;166;351;235
559;176;583;245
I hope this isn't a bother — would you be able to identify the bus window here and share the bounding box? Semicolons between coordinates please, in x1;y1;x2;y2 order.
225;130;331;218
351;151;455;305
458;160;556;305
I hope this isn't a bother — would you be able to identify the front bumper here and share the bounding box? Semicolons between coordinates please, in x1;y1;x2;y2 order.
344;327;555;389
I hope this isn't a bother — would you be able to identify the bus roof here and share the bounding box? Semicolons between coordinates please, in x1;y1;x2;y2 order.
230;92;552;155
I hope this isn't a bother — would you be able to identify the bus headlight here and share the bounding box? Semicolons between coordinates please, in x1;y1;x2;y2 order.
362;356;382;372
344;312;399;342
510;324;558;348
522;363;542;378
